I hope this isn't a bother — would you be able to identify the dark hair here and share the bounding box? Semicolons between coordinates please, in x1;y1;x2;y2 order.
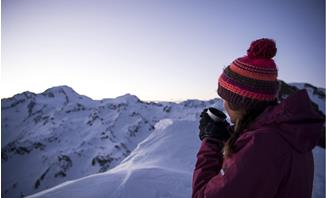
224;100;278;157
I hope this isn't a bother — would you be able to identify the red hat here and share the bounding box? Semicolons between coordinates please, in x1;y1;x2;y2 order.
217;38;279;109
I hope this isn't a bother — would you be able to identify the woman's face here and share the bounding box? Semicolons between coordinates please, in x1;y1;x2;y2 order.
223;100;243;124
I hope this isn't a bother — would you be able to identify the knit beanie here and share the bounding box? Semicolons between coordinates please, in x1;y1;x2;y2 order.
217;38;279;109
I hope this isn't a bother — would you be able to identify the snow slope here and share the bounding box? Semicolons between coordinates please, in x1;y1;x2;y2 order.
2;86;219;198
27;119;199;198
2;83;325;198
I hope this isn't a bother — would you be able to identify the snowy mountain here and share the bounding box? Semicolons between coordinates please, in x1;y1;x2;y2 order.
1;83;325;198
1;85;219;198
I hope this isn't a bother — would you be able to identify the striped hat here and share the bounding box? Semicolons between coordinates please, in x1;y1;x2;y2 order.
217;38;279;109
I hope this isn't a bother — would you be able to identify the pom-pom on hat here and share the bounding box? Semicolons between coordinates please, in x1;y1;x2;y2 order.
217;38;279;109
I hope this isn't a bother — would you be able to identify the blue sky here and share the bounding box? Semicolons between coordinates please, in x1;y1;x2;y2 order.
2;0;325;101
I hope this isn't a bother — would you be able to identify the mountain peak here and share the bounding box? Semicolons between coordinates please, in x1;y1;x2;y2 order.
115;93;141;103
42;85;80;98
43;85;76;94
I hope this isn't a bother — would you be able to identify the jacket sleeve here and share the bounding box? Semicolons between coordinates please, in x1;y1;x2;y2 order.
192;138;224;198
192;132;285;198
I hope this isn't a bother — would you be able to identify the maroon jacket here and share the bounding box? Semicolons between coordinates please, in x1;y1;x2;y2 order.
192;90;324;198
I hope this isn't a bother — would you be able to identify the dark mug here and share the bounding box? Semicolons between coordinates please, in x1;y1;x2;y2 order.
206;107;227;122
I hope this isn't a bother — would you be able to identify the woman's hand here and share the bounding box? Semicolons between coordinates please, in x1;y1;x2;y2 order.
199;108;231;142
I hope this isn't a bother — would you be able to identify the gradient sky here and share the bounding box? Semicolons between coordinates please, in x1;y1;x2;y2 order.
2;0;325;101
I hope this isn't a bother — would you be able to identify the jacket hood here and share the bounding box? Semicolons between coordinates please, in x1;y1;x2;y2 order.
249;90;324;153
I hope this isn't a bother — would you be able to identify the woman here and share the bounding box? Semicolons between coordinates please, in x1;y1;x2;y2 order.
192;38;324;198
